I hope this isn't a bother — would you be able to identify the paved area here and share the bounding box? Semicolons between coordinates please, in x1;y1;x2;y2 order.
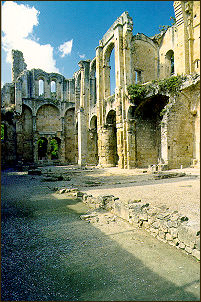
1;169;200;301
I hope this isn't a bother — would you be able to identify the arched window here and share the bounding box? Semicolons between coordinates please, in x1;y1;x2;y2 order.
51;80;56;93
39;79;44;96
165;50;174;77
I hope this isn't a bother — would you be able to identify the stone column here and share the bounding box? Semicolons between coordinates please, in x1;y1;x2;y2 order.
33;134;38;162
126;119;136;169
77;61;90;166
161;113;168;165
98;125;116;167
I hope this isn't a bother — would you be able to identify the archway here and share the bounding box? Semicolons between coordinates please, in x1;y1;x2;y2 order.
38;137;48;160
105;110;118;166
103;42;115;98
135;95;169;168
50;137;61;160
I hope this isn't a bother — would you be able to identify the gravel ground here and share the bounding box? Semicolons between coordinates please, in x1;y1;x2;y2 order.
1;167;200;301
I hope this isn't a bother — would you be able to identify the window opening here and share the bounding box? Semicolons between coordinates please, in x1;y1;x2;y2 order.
135;70;142;83
39;79;44;96
171;53;174;75
110;48;115;95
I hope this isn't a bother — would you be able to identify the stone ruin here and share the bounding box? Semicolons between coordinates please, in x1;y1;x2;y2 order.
1;1;200;170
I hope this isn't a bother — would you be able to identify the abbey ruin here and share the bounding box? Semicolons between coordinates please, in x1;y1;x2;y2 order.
1;1;200;170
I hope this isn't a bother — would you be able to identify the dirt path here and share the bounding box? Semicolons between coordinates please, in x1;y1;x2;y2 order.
1;169;200;301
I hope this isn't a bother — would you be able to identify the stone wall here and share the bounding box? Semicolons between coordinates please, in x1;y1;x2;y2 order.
81;192;200;260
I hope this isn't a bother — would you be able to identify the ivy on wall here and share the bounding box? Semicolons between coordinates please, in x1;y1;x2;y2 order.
127;75;187;105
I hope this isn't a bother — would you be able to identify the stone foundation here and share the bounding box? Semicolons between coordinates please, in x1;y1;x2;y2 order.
80;192;200;260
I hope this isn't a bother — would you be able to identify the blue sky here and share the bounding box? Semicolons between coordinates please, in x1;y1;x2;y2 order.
2;1;174;87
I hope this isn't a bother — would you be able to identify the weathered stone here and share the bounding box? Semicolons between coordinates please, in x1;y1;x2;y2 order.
166;233;173;241
192;249;200;260
177;224;197;247
178;242;186;250
158;230;166;240
185;245;193;254
169;228;178;238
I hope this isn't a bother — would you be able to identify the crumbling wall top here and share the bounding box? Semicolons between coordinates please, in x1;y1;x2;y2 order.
99;11;133;47
12;50;27;82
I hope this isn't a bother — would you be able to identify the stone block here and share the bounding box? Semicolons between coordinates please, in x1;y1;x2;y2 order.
178;242;185;249
195;237;200;251
185;246;193;254
152;221;160;229
166;233;173;241
158;230;166;240
192;249;200;261
169;228;178;238
177;224;197;247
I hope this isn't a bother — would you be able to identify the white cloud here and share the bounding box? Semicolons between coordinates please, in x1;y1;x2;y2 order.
2;1;59;73
58;40;73;57
79;54;86;59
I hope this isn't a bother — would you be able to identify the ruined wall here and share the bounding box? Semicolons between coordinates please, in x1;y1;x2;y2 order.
1;2;200;169
131;34;158;83
36;105;61;133
64;108;76;163
21;105;33;162
136;119;160;168
1;112;17;167
167;97;194;169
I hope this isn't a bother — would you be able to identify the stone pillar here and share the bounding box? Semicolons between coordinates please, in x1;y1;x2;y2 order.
77;61;90;166
126;119;136;169
96;46;104;128
33;134;38;162
161;113;168;165
15;80;22;114
44;79;51;99
98;125;117;167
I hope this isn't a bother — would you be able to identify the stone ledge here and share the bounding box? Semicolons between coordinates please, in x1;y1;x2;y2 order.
80;192;200;261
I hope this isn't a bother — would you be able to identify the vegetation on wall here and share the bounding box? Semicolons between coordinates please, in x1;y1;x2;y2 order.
1;124;5;140
50;139;59;159
127;75;186;104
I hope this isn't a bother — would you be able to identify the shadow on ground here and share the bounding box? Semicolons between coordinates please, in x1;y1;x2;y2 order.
1;170;200;301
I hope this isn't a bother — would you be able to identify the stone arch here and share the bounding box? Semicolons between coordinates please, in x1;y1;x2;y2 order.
104;109;118;166
103;42;115;98
134;95;169;168
64;108;77;163
36;104;60;132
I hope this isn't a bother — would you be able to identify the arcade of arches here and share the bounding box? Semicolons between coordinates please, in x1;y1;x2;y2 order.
1;4;200;169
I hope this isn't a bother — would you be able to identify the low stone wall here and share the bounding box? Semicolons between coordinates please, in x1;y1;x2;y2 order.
79;192;200;261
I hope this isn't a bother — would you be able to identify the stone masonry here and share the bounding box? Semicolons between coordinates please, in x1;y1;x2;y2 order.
1;1;200;170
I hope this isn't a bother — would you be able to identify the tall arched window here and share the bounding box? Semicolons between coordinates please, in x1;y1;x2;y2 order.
39;79;44;96
165;50;174;77
51;80;56;93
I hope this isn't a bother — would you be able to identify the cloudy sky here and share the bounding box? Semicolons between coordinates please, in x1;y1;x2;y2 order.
1;1;174;87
